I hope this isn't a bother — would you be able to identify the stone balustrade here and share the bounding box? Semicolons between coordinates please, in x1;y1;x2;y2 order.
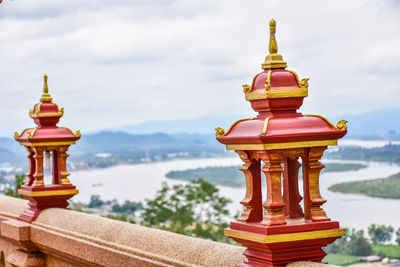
0;195;335;266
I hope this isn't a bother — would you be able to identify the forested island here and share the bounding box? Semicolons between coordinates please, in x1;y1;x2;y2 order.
329;172;400;199
166;163;367;187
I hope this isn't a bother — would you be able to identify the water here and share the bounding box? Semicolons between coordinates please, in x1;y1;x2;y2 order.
339;139;400;148
69;157;400;232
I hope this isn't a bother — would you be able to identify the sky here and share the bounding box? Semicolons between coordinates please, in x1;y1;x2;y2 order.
0;0;399;137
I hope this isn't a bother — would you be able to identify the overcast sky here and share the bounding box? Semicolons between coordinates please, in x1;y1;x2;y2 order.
0;0;399;137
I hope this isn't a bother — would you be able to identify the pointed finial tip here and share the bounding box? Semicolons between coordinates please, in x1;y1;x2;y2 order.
269;19;276;28
40;73;52;101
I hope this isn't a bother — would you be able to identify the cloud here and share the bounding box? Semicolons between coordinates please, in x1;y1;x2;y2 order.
0;0;399;136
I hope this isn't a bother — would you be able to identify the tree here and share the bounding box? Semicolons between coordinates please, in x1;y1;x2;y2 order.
5;175;26;198
368;224;394;244
396;228;400;246
142;178;232;243
112;200;143;213
325;228;372;256
88;195;104;208
346;229;372;256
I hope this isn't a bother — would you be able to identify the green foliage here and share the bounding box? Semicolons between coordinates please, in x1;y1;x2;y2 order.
142;178;232;243
5;175;26;198
323;163;367;172
397;228;400;245
368;224;394;244
372;244;400;259
329;172;400;199
323;254;360;266
166;163;366;187
68;201;89;212
325;228;372;256
328;144;400;163
88;195;104;208
112;200;143;213
166;166;243;187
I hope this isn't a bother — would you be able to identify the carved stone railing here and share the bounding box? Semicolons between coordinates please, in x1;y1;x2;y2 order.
0;195;335;266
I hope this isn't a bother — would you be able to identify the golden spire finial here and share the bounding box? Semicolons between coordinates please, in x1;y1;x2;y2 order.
262;19;287;69
269;19;278;54
40;74;53;102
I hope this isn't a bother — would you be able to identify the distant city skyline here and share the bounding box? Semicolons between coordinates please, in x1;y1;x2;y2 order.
0;0;399;136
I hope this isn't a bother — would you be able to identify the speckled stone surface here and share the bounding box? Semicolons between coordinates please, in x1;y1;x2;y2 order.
34;208;246;266
0;195;245;266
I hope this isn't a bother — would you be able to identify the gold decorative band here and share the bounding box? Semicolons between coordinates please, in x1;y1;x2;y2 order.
245;88;308;100
19;141;76;147
226;140;337;150
224;228;345;244
18;189;79;197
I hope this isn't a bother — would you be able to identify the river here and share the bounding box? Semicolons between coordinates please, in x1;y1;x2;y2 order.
69;157;400;232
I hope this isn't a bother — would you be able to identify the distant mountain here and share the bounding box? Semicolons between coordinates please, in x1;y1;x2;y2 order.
108;115;244;135
70;131;222;155
328;108;400;139
107;109;400;139
0;132;226;168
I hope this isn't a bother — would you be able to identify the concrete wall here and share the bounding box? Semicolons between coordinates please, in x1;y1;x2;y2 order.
0;195;246;266
0;195;335;267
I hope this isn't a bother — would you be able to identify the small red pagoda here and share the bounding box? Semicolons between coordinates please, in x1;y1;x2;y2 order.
216;19;347;266
14;74;80;223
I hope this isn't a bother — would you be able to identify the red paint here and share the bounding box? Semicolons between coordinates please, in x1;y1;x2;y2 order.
15;76;80;223
216;48;347;265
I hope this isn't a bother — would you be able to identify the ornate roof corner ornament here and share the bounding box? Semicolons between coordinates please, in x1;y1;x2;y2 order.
336;120;348;131
215;127;225;137
262;19;287;70
242;84;251;93
299;78;310;89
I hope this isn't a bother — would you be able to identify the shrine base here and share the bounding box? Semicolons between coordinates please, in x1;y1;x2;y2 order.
18;184;78;223
226;220;345;267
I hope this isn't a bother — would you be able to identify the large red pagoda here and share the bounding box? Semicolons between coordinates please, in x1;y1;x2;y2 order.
14;74;80;223
216;19;347;266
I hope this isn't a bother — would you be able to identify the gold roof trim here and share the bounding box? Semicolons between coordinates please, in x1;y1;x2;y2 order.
215;118;254;137
304;114;347;131
245;88;308;100
60;127;81;138
287;70;309;89
225;228;345;244
261;116;273;135
226;139;337;151
27;128;37;139
18;141;76;147
242;72;262;93
18;189;79;197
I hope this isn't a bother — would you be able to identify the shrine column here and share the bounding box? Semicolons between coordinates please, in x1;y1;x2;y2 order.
32;147;44;187
283;156;303;218
303;146;329;221
59;146;71;184
25;147;36;186
259;151;286;226
236;151;263;223
52;149;60;184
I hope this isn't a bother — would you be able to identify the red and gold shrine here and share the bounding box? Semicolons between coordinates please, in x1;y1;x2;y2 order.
14;74;80;223
216;19;348;267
